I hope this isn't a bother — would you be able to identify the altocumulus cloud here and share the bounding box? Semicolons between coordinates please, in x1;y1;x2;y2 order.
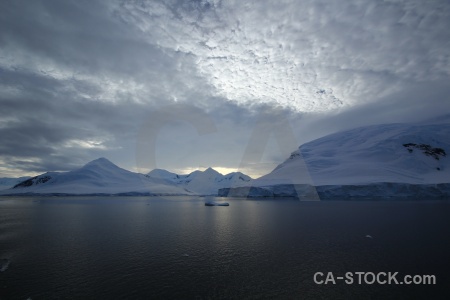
0;0;449;177
116;0;450;110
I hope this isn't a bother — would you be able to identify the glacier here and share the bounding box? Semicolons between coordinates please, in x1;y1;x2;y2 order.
2;120;450;199
220;121;450;199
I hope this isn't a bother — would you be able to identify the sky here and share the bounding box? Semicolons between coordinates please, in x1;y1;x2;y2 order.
1;0;449;178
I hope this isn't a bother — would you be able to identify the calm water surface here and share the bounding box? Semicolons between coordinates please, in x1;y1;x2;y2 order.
1;197;450;299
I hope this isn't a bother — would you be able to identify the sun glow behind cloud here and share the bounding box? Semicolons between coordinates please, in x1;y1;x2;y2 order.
116;0;450;112
0;0;449;177
63;139;108;150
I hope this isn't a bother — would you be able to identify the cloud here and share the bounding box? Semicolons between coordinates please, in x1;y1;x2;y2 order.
0;0;449;177
116;0;450;111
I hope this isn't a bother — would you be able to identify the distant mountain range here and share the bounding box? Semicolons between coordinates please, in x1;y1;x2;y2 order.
0;158;252;196
0;158;192;196
2;120;450;199
146;168;251;195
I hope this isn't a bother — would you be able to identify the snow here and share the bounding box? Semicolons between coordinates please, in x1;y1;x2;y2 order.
1;158;252;196
221;121;450;199
254;122;450;186
147;167;252;195
146;168;180;181
147;168;203;185
3;120;450;199
1;158;192;196
0;176;31;190
219;184;320;199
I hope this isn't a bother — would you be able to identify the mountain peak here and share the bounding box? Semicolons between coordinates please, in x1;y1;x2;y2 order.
203;167;220;175
82;157;118;169
91;157;112;163
147;168;177;179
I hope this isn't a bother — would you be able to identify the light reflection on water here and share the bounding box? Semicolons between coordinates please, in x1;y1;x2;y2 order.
0;197;449;299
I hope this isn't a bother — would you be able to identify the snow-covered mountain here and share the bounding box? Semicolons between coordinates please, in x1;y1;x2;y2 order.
260;122;450;185
2;158;192;196
147;168;201;185
0;176;31;190
147;167;252;195
1;158;252;196
220;122;450;199
4;120;449;199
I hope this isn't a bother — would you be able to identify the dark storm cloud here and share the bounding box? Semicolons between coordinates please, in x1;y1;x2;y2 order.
0;0;161;76
0;96;136;174
0;0;211;175
0;0;449;177
0;0;205;104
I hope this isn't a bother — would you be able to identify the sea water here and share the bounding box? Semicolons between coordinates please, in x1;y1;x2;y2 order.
1;197;449;299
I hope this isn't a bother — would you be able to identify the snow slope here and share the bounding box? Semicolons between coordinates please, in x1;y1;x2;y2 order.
0;177;31;190
147;167;252;195
257;122;450;186
3;121;448;199
147;168;202;185
2;158;252;196
2;158;192;196
221;121;450;199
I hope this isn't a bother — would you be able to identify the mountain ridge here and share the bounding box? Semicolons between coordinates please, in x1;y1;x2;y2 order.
3;121;450;198
3;158;193;196
2;158;252;196
146;167;252;195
